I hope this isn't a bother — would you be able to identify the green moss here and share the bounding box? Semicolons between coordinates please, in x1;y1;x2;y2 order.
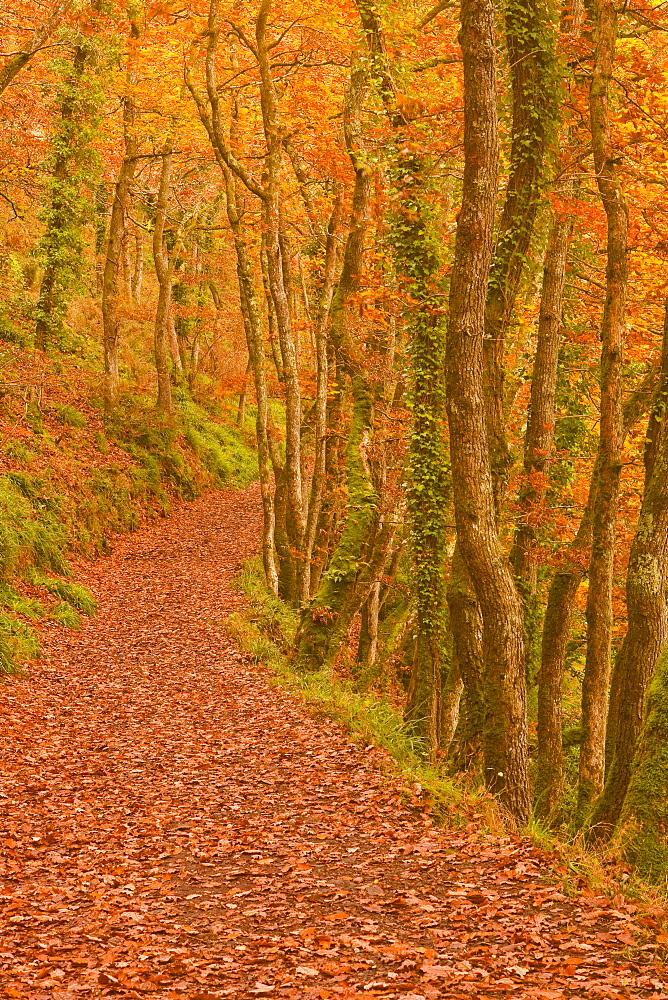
94;431;110;455
620;645;668;884
0;315;28;347
53;403;87;428
178;396;257;487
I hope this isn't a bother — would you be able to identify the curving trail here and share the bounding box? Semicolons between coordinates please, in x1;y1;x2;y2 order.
1;484;667;1000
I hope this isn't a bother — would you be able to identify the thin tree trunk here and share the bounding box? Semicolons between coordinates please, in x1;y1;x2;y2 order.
168;308;183;375
152;148;174;414
102;16;140;410
515;200;574;822
512;207;573;593
588;300;668;841
256;1;307;601
132;230;144;303
292;58;378;670
221;164;279;595
576;0;628;823
303;190;343;594
237;356;252;427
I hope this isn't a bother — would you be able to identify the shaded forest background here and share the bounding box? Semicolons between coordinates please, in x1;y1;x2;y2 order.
3;0;668;885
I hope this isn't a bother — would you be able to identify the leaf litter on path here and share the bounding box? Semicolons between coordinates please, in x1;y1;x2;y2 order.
1;483;667;999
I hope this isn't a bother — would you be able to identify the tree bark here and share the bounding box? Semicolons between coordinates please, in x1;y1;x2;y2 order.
511;206;573;594
483;0;557;500
619;644;668;883
102;16;140;410
255;1;307;601
446;545;485;765
152;148;174;414
576;0;628;823
587;301;668;841
303;189;343;594
35;44;88;351
445;0;530;822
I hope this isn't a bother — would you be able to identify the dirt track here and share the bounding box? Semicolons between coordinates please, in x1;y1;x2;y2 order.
1;484;667;999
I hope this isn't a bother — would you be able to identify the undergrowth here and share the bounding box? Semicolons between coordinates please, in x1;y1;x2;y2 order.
0;372;258;675
227;556;477;827
229;558;668;921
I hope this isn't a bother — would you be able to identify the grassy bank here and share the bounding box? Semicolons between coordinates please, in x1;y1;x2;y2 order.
0;338;257;675
227;558;668;924
226;556;481;827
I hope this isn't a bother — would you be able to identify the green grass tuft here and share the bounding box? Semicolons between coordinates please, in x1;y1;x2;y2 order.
29;570;96;615
0;612;39;673
50;602;82;630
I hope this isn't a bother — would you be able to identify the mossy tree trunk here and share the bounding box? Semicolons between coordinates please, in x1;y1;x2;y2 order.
587;301;668;841
0;0;72;96
354;0;450;755
517;204;574;820
535;356;662;821
483;0;558;502
35;43;94;351
618;644;668;883
292;58;378;670
446;545;485;765
394;160;448;755
152;146;175;415
447;0;558;769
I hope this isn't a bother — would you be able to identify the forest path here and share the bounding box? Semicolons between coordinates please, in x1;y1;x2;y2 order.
1;484;667;1000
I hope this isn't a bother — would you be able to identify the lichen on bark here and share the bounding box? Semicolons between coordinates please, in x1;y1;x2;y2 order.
619;644;668;882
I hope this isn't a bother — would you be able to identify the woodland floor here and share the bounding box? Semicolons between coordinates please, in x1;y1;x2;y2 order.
1;485;668;1000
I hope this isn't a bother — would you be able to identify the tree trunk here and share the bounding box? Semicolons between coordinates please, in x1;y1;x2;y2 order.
236;356;252;427
587;301;668;841
483;0;557;500
35;44;89;351
152;148;174;415
222;164;279;595
292;59;378;670
303;190;343;594
446;545;485;765
132;230;144;304
445;0;530;822
511;206;573;594
576;0;628;823
102;16;140;410
256;1;307;601
618;644;668;883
